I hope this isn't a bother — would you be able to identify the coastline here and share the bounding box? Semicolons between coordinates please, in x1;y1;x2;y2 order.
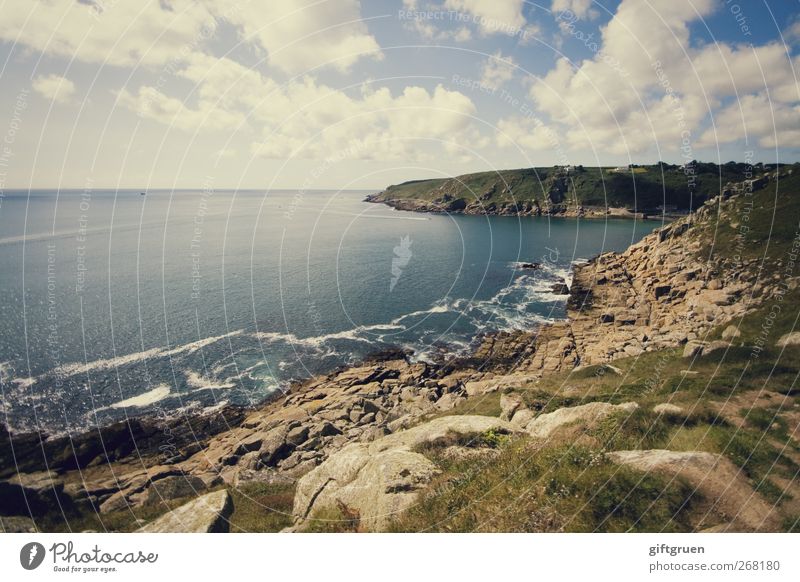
2;168;797;532
364;193;684;221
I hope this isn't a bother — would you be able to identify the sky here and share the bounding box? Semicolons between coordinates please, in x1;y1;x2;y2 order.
0;0;798;190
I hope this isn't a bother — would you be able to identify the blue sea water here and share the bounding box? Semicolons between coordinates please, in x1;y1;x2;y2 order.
0;189;661;433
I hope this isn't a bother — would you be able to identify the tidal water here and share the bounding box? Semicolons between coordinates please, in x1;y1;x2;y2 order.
0;189;661;433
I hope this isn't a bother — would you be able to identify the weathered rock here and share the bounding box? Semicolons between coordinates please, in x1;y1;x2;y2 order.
257;426;293;466
721;325;741;341
137;490;233;533
292;416;517;531
0;515;38;532
286;425;310;447
683;341;705;358
525;402;639;439
653;403;684;415
141;474;207;505
777;332;800;347
607;450;781;531
500;393;524;421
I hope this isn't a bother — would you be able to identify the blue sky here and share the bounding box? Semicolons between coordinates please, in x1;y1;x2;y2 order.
0;0;798;189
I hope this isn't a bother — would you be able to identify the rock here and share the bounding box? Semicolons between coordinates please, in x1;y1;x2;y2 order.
435;392;464;411
374;415;517;452
777;332;800;347
721;326;741;341
464;378;502;396
310;421;341;439
652;403;684;415
704;340;729;354
293;416;517;531
500;393;524;421
0;515;38;532
525;402;639;439
137;490;233;533
286;425;310;447
510;408;536;428
0;470;70;517
607;450;781;531
257;426;293;465
683;341;705;358
141;474;207;505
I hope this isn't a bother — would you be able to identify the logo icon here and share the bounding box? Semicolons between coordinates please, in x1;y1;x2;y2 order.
20;542;45;570
390;235;413;292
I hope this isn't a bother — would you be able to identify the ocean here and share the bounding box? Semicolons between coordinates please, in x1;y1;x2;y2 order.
0;189;661;433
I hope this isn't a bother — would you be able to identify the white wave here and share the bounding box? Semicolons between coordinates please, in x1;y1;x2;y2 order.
53;330;243;378
201;400;229;415
108;384;171;409
185;370;235;391
253;323;402;349
390;301;453;324
12;376;36;389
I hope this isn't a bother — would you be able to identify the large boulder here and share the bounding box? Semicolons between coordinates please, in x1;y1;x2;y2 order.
777;332;800;347
136;490;233;533
292;416;517;531
607;450;781;531
525;402;638;439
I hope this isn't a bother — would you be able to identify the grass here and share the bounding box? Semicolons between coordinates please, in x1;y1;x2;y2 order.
227;481;295;532
301;504;360;533
388;440;702;532
35;491;217;533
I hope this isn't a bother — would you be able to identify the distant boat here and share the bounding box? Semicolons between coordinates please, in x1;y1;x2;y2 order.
140;192;146;195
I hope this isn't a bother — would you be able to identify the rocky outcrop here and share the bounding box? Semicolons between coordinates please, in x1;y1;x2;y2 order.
136;490;233;533
607;450;781;532
525;402;639;439
291;416;517;531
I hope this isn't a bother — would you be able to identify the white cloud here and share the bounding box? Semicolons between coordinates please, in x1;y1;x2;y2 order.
0;0;215;68
403;0;536;41
118;53;478;161
32;74;75;104
480;51;517;88
443;0;526;35
699;95;800;149
208;0;382;74
551;0;594;20
0;0;381;76
117;85;245;132
506;0;800;156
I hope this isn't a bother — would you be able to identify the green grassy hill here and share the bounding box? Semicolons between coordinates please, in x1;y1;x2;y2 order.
370;162;792;214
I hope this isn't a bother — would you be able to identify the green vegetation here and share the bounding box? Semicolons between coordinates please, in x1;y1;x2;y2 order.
372;162;795;213
228;481;295;532
389;440;702;532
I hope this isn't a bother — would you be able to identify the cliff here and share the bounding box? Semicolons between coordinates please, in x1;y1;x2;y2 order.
2;166;799;533
366;162;785;218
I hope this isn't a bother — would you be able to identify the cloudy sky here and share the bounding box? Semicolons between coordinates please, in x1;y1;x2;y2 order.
0;0;798;189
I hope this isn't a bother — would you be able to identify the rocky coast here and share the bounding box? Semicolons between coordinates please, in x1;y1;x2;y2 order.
2;167;799;533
